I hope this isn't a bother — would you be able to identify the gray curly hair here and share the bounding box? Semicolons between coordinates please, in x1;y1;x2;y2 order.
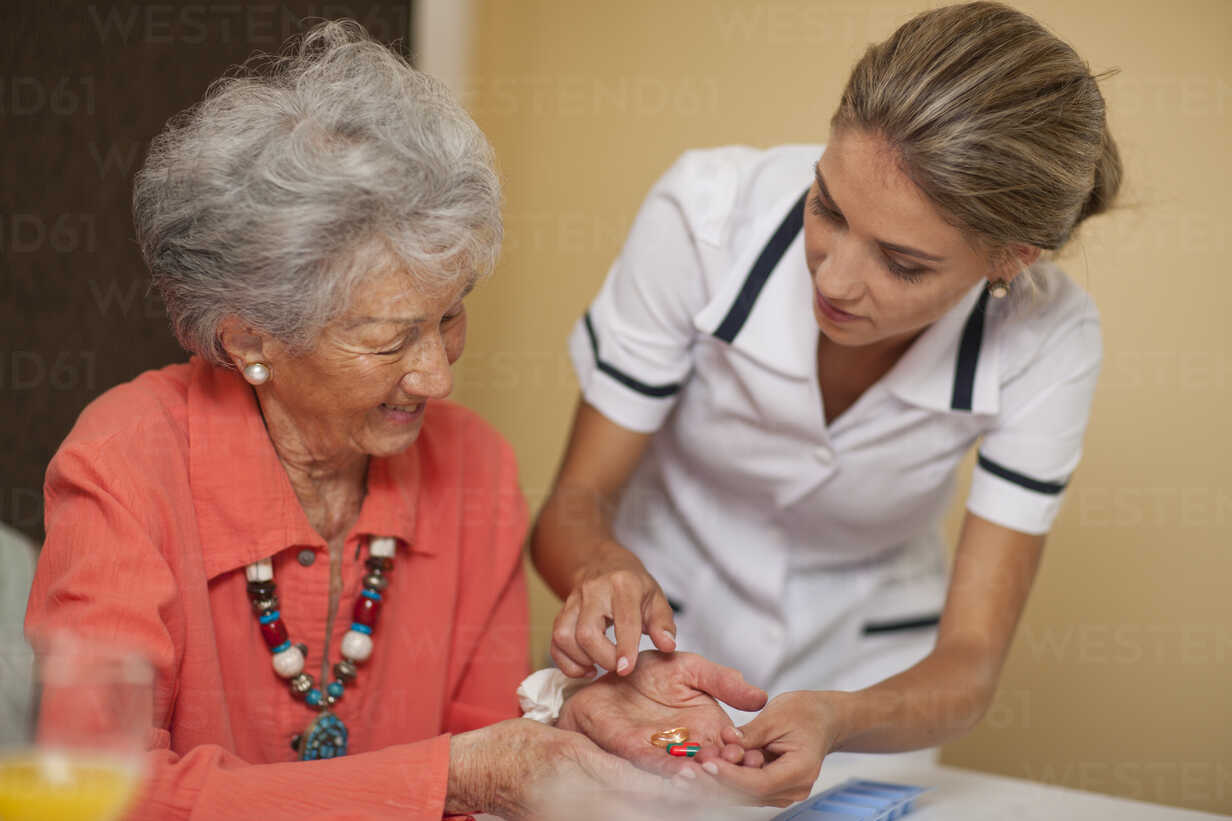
133;19;502;364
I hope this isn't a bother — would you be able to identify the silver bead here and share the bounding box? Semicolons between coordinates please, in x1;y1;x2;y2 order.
333;660;358;682
250;596;278;613
325;693;339;708
362;572;388;591
289;673;314;697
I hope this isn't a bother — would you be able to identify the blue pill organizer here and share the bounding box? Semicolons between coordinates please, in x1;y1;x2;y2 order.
771;778;927;820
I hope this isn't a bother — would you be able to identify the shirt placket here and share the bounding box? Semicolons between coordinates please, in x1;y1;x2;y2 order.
274;544;332;757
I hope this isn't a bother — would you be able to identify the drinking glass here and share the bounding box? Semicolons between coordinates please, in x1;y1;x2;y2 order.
0;631;152;821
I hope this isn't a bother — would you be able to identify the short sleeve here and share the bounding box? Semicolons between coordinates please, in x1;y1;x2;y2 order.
966;298;1103;535
568;152;725;433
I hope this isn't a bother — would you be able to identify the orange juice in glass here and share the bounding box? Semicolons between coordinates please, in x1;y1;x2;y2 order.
0;751;142;821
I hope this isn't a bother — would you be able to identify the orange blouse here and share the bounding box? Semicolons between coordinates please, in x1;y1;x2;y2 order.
25;357;530;819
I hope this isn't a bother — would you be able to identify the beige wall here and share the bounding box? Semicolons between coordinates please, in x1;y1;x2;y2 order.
451;1;1231;814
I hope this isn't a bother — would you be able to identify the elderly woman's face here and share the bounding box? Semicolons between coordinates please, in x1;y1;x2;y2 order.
262;265;472;460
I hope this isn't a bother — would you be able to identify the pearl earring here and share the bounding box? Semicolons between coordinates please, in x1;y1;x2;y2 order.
987;278;1011;299
243;362;272;385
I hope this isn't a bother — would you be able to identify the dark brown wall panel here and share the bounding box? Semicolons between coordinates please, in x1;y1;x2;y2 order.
2;1;410;542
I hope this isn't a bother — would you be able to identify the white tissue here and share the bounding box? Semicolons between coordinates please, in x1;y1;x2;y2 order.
516;668;592;723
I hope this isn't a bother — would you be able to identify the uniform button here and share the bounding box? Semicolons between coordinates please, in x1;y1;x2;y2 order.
297;549;316;567
813;447;833;465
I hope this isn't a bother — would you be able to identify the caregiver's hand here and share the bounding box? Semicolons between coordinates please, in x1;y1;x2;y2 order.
551;541;678;677
447;717;688;819
696;690;841;808
557;650;769;777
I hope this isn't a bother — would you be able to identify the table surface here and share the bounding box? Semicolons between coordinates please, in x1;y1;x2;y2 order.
718;751;1228;820
477;750;1227;820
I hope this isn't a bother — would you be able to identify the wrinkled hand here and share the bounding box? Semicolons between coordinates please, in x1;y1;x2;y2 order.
449;718;691;820
558;651;769;777
551;544;677;678
696;690;840;807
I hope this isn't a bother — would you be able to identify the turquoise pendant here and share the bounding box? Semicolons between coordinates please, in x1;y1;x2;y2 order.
298;711;348;760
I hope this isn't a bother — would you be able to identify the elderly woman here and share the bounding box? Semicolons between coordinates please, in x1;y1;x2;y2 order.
24;21;766;821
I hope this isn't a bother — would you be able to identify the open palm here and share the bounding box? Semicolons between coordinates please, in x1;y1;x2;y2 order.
557;651;767;776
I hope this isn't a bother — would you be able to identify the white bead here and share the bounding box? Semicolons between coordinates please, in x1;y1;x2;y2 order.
340;630;373;663
245;559;273;582
271;645;305;678
369;537;396;558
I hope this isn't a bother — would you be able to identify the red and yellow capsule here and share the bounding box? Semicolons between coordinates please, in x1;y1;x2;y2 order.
667;743;700;757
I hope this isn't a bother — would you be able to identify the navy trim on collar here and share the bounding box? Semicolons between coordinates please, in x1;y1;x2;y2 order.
584;312;682;398
713;189;809;344
951;288;990;411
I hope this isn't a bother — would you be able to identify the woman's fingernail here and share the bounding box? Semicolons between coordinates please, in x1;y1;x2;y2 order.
616;657;629;673
731;727;744;738
678;767;696;779
702;762;719;776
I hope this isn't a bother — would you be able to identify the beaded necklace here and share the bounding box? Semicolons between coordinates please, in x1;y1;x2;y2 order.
245;536;395;761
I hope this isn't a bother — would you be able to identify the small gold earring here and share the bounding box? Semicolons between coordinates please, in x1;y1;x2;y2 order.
987;278;1011;299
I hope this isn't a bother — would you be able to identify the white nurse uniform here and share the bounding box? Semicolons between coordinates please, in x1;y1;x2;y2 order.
568;145;1102;697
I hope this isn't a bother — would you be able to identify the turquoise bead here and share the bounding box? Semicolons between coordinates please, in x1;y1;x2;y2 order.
305;688;323;707
299;712;348;761
326;681;344;699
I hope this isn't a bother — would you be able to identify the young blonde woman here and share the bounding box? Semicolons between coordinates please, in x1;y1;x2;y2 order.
533;2;1121;806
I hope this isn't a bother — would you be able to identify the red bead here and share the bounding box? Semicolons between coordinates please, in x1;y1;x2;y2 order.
260;618;288;649
352;595;381;629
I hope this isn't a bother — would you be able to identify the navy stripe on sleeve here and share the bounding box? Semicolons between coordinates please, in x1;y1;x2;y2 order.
977;453;1069;495
713;189;809;344
583;312;682;398
862;613;941;635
